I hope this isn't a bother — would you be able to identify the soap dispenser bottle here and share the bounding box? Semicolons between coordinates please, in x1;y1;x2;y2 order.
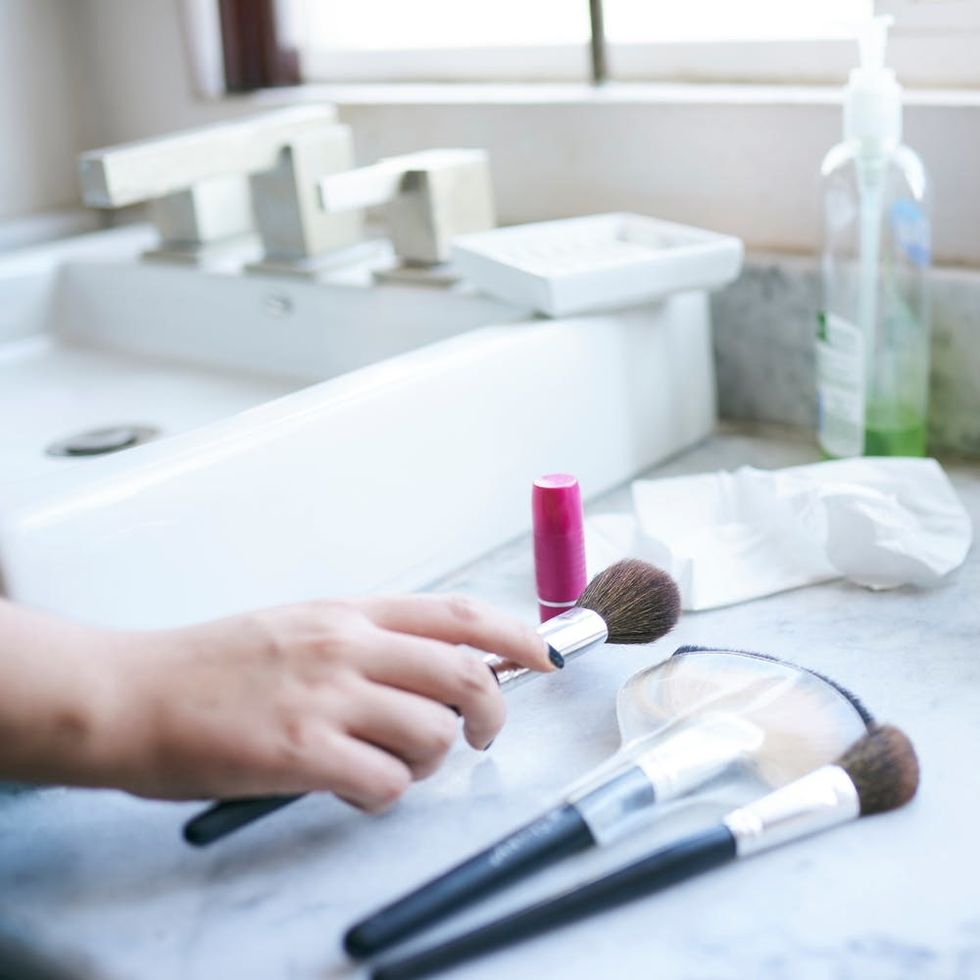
817;16;931;458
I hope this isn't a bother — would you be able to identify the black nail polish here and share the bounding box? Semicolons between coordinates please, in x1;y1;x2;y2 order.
482;738;495;752
548;645;565;669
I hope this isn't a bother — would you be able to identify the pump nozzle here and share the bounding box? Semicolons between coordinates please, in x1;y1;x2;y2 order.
844;15;902;148
858;15;894;73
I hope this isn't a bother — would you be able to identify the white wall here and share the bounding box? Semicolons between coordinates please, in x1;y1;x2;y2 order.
0;0;94;222
79;0;257;147
342;97;839;260
342;93;980;267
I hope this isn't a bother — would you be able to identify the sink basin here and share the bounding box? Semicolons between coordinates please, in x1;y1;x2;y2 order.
0;225;720;628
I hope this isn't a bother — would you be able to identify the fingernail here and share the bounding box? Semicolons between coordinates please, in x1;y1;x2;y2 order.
482;738;495;752
548;645;565;669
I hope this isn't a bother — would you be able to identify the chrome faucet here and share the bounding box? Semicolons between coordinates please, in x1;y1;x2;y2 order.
78;105;362;267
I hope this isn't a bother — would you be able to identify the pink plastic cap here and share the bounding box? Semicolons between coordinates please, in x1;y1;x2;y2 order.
532;473;587;622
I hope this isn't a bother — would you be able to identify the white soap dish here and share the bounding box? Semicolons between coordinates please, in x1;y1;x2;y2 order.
452;213;743;317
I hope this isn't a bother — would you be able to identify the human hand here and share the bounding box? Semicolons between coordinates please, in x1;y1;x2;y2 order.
95;595;553;808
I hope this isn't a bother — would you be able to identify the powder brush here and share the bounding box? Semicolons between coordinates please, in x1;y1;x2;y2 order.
370;725;919;980
182;559;682;846
343;645;872;959
613;645;875;788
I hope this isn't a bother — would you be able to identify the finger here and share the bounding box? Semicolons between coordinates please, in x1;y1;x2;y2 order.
307;734;413;813
344;680;460;780
351;594;553;672
358;630;504;750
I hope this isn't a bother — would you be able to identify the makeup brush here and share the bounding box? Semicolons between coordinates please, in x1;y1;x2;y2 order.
614;646;876;788
343;646;873;959
182;559;682;847
370;726;919;980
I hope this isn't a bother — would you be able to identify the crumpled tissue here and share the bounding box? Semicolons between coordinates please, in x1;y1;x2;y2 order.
585;457;972;611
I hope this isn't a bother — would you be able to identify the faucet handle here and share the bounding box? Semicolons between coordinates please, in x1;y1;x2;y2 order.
79;106;338;208
318;148;495;265
78;106;356;265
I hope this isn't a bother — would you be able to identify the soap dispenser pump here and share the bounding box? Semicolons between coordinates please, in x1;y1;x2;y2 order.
817;15;931;458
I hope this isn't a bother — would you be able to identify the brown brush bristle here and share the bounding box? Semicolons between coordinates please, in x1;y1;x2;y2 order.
837;725;919;816
575;559;681;645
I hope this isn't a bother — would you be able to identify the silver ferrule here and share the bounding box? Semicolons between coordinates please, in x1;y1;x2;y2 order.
485;607;607;691
573;766;656;846
723;764;860;858
568;715;761;846
635;715;764;803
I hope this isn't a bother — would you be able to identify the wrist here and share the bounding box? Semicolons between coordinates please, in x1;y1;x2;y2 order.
68;628;172;793
0;602;127;788
64;631;142;789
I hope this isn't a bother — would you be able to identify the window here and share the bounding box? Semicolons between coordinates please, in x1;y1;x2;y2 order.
604;2;870;42
299;0;591;82
297;0;980;87
304;1;590;50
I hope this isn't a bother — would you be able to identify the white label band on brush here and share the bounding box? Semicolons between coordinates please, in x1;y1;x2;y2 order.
537;597;578;609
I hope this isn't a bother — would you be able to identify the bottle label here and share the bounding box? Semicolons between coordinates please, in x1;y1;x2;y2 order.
890;199;931;269
816;311;864;457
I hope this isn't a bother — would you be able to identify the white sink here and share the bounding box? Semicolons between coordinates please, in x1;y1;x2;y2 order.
0;225;719;628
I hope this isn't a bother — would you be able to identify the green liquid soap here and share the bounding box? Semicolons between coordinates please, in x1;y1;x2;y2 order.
863;408;927;457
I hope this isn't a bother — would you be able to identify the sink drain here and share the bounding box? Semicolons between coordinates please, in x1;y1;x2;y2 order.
46;425;160;458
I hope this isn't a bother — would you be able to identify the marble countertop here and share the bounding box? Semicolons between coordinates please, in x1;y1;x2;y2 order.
2;422;979;980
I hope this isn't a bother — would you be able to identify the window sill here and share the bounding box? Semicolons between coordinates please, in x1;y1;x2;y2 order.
241;80;980;110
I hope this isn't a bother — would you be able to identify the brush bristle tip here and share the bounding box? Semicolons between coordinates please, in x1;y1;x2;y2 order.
576;559;681;646
838;725;919;816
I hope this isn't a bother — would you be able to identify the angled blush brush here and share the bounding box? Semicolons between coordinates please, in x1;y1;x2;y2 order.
182;559;682;847
370;726;919;980
342;645;873;959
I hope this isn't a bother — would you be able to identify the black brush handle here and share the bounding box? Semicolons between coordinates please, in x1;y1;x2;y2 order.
182;794;303;846
345;803;595;959
371;824;737;980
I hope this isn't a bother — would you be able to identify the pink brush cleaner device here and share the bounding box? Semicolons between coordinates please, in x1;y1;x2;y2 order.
532;473;588;622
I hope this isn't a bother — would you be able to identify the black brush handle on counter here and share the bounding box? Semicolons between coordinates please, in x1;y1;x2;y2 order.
371;825;737;980
344;803;595;959
183;794;303;846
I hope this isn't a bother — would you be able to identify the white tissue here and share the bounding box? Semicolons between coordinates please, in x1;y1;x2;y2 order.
586;457;972;611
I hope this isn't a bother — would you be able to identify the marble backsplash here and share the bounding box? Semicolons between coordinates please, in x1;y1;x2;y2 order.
711;254;980;456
